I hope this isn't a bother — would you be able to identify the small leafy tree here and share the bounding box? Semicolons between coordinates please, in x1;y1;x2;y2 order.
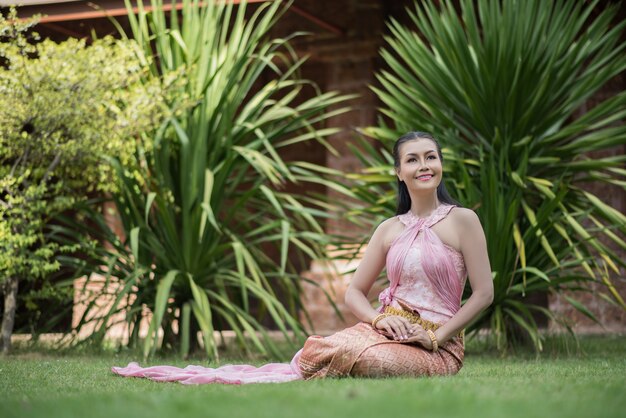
349;0;626;352
0;9;164;353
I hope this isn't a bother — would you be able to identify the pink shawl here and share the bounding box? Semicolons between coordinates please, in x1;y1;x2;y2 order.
111;349;304;384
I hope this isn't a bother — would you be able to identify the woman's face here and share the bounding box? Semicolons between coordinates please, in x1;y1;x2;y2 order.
396;138;442;192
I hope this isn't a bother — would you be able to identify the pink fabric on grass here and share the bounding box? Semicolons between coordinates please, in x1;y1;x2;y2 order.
111;349;304;384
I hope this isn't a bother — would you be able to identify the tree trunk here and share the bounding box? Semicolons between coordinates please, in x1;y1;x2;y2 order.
1;277;19;354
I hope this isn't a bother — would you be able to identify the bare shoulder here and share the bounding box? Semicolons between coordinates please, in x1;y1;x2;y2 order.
448;206;482;230
377;216;402;230
448;206;487;255
376;215;404;236
372;216;404;250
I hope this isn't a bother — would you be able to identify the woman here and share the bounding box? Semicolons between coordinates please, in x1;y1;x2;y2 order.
298;131;493;378
113;131;493;383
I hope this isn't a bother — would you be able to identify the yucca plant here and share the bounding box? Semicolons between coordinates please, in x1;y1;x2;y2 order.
59;0;351;360
350;0;626;352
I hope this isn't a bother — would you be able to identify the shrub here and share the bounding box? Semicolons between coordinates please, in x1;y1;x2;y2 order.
62;0;352;360
349;0;626;351
0;8;164;353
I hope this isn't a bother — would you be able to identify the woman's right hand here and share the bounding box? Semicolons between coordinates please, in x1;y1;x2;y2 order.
375;315;414;341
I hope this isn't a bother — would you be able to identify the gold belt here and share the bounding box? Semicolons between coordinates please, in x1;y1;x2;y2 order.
382;304;464;339
382;305;441;331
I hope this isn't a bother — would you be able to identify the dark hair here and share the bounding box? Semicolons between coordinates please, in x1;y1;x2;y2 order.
393;131;461;215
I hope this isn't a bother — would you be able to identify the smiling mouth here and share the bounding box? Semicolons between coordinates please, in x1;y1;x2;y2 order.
416;174;433;181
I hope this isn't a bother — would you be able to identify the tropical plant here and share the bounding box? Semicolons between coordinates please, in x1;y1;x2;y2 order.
59;0;351;360
347;0;626;352
0;9;164;353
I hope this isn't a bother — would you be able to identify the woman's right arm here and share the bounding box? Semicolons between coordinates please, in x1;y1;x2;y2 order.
344;219;412;340
344;220;389;323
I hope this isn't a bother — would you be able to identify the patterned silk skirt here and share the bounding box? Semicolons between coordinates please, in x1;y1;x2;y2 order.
297;322;464;379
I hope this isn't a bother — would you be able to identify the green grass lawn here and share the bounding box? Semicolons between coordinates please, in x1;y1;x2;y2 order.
1;335;624;418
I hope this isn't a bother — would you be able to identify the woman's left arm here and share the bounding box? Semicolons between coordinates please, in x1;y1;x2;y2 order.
430;208;494;345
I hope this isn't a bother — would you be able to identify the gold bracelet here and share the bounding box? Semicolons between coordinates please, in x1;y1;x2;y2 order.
426;329;438;352
371;313;389;329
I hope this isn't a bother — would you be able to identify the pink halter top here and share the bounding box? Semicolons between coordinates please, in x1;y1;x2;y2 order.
378;204;467;323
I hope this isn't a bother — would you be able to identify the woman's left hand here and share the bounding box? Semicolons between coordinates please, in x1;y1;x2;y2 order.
401;324;433;349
